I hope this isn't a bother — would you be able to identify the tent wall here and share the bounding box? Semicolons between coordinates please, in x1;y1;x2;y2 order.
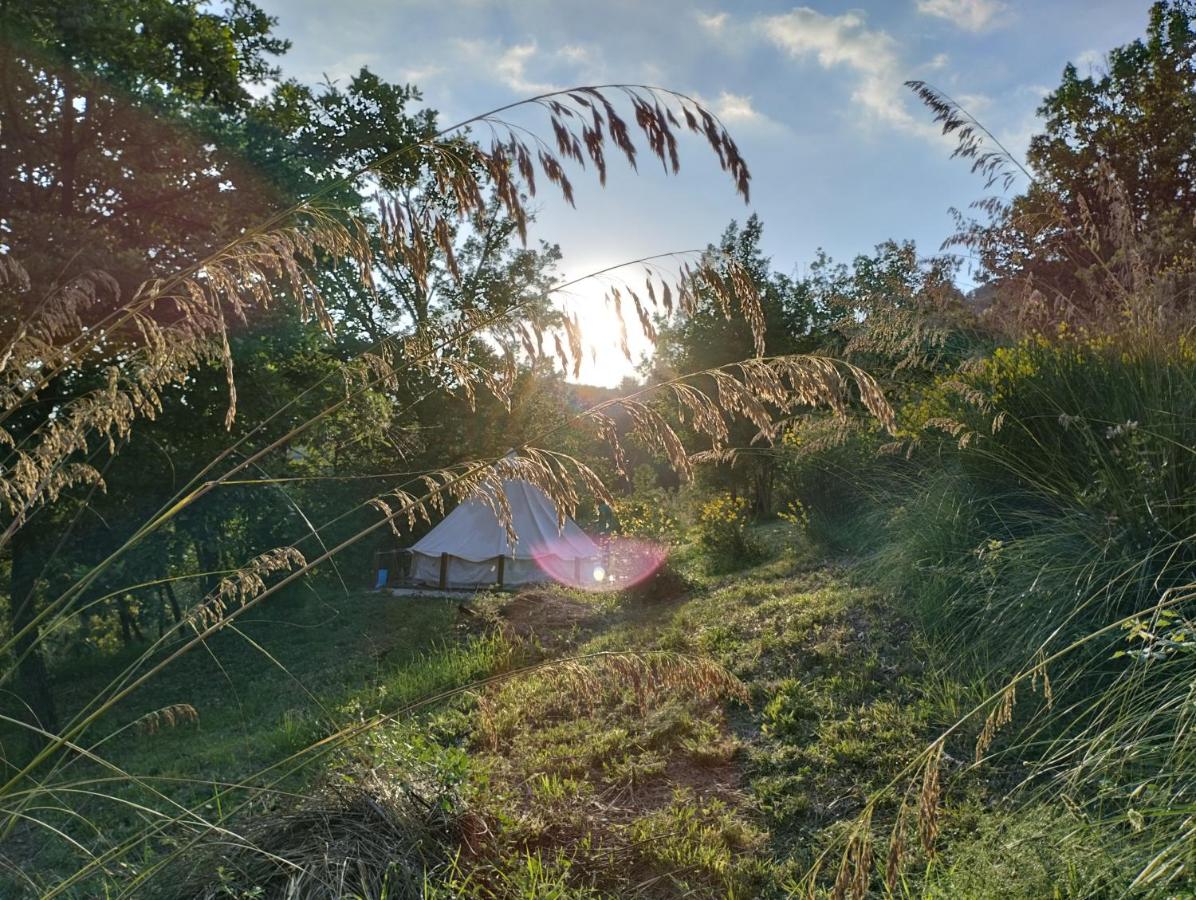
410;553;552;589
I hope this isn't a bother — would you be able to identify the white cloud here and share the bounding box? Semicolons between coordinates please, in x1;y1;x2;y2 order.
449;39;605;96
915;0;1007;33
1074;48;1105;72
697;11;729;34
400;64;447;84
319;51;380;86
756;7;935;137
492;41;558;94
558;44;591;64
713;90;761;123
687;89;785;135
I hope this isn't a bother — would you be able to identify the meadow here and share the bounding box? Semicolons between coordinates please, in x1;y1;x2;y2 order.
3;0;1196;896
3;516;1162;897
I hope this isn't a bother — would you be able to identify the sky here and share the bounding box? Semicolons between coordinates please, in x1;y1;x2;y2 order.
257;0;1150;385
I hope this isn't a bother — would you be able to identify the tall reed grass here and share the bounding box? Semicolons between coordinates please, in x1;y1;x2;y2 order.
795;332;1196;896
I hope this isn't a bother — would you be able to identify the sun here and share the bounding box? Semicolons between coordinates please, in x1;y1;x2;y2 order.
555;269;654;387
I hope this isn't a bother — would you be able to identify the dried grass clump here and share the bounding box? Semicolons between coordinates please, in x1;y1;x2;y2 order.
829;806;874;900
173;769;461;900
476;651;748;752
585;355;894;486
494;589;599;645
974;683;1016;764
133;704;199;736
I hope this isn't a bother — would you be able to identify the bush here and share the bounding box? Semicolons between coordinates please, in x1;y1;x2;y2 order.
611;464;683;543
893;336;1196;650
620;557;695;604
773;416;897;555
695;493;764;573
611;495;680;543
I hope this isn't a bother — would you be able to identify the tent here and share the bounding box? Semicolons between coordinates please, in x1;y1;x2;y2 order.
406;477;603;589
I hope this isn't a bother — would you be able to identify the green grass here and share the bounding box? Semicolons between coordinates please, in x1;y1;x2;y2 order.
5;520;1163;897
1;584;514;896
400;528;992;896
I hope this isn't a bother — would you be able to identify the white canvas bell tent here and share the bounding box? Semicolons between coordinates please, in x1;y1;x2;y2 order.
406;476;603;589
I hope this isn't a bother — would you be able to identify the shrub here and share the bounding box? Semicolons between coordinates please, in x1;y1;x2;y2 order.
695;493;764;573
896;336;1196;648
611;464;683;543
620;557;694;604
776;499;809;532
611;495;680;543
774;416;896;554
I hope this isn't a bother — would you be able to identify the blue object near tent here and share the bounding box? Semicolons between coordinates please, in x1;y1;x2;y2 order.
374;568;389;590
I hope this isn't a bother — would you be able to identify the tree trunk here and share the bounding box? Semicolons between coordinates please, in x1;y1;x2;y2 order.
156;586;166;639
162;581;182;623
116;595;144;644
59;73;75;218
194;525;221;597
8;528;59;737
191;511;222;597
752;459;775;518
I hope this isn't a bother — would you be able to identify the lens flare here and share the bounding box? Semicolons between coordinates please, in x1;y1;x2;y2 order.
532;536;667;592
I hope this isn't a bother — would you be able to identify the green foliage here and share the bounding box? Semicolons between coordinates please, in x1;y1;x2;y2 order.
611;466;682;543
813;239;980;378
1024;1;1196;302
652;215;827;379
0;589;512;896
627;789;769;893
773;416;892;553
891;336;1196;652
788;331;1196;893
5;0;288;110
694;493;765;573
651;216;829;515
7;0;1193;895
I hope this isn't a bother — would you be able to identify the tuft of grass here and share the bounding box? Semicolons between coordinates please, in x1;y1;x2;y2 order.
922;803;1128;899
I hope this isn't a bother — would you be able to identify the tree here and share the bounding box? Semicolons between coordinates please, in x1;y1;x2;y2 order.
812;239;974;380
0;0;439;735
920;1;1196;325
0;0;287;735
651;216;827;514
652;215;824;375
